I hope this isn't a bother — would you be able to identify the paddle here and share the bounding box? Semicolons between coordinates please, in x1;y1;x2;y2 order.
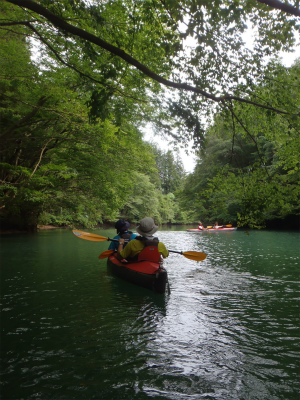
99;248;206;261
99;250;115;259
168;250;206;261
73;230;207;262
73;229;112;242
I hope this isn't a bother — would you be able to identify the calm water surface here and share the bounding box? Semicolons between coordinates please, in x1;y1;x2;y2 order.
1;228;299;399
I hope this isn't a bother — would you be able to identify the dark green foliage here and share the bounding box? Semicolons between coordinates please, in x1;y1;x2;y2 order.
0;25;186;229
179;61;300;228
152;147;186;194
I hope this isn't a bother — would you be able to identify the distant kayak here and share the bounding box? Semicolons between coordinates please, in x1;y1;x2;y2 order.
187;227;237;232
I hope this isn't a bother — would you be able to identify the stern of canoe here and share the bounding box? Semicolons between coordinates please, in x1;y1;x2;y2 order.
107;255;168;294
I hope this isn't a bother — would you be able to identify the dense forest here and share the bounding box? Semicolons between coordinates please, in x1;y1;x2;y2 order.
1;0;299;231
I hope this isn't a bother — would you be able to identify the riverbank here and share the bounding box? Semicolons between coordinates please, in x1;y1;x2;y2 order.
0;225;63;234
37;225;63;230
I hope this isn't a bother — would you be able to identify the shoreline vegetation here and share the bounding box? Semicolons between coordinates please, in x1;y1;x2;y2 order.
1;223;184;234
1;218;299;234
1;2;299;238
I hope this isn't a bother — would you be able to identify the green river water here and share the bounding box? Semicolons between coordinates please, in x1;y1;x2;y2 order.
1;227;299;399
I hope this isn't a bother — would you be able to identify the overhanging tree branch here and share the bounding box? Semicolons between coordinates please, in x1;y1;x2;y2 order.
3;0;297;116
256;0;300;17
27;137;54;181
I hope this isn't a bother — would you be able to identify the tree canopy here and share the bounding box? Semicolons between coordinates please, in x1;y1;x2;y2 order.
1;0;299;144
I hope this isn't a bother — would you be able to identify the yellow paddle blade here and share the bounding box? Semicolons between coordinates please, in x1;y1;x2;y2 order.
182;251;207;261
226;224;232;227
72;229;109;242
206;226;212;229
99;250;114;259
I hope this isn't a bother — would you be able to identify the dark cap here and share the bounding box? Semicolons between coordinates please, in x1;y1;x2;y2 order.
115;219;130;234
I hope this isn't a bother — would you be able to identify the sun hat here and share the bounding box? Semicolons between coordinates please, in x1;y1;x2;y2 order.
136;217;158;237
115;219;130;234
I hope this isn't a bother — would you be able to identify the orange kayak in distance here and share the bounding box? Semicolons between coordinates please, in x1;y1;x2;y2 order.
187;227;237;232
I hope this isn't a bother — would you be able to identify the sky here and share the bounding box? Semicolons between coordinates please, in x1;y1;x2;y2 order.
143;41;300;174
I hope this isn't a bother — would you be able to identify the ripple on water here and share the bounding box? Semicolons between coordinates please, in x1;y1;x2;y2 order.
1;229;299;399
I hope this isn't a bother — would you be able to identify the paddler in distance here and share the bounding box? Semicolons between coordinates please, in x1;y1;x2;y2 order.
198;221;205;230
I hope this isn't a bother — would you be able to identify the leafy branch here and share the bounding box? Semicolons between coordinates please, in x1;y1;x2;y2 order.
256;0;300;17
3;0;296;116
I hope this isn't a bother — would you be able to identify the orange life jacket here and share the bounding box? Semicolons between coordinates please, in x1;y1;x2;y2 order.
136;237;161;262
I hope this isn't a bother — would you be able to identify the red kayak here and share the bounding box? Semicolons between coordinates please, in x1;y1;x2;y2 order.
107;253;169;294
187;227;237;233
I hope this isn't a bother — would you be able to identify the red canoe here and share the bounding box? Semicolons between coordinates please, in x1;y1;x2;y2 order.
107;253;169;294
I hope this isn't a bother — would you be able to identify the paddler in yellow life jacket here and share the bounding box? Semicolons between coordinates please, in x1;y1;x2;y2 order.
116;217;169;262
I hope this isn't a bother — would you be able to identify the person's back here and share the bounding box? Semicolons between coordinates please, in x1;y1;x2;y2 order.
108;219;137;251
198;221;204;230
214;221;222;229
137;236;161;262
117;217;168;261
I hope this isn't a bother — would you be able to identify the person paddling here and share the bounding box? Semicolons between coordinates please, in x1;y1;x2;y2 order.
198;221;205;230
213;221;223;229
116;217;168;262
108;219;137;251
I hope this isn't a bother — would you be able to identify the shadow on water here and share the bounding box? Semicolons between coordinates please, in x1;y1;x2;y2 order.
1;228;299;399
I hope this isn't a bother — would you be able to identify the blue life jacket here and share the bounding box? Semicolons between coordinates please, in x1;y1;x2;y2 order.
121;231;133;247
